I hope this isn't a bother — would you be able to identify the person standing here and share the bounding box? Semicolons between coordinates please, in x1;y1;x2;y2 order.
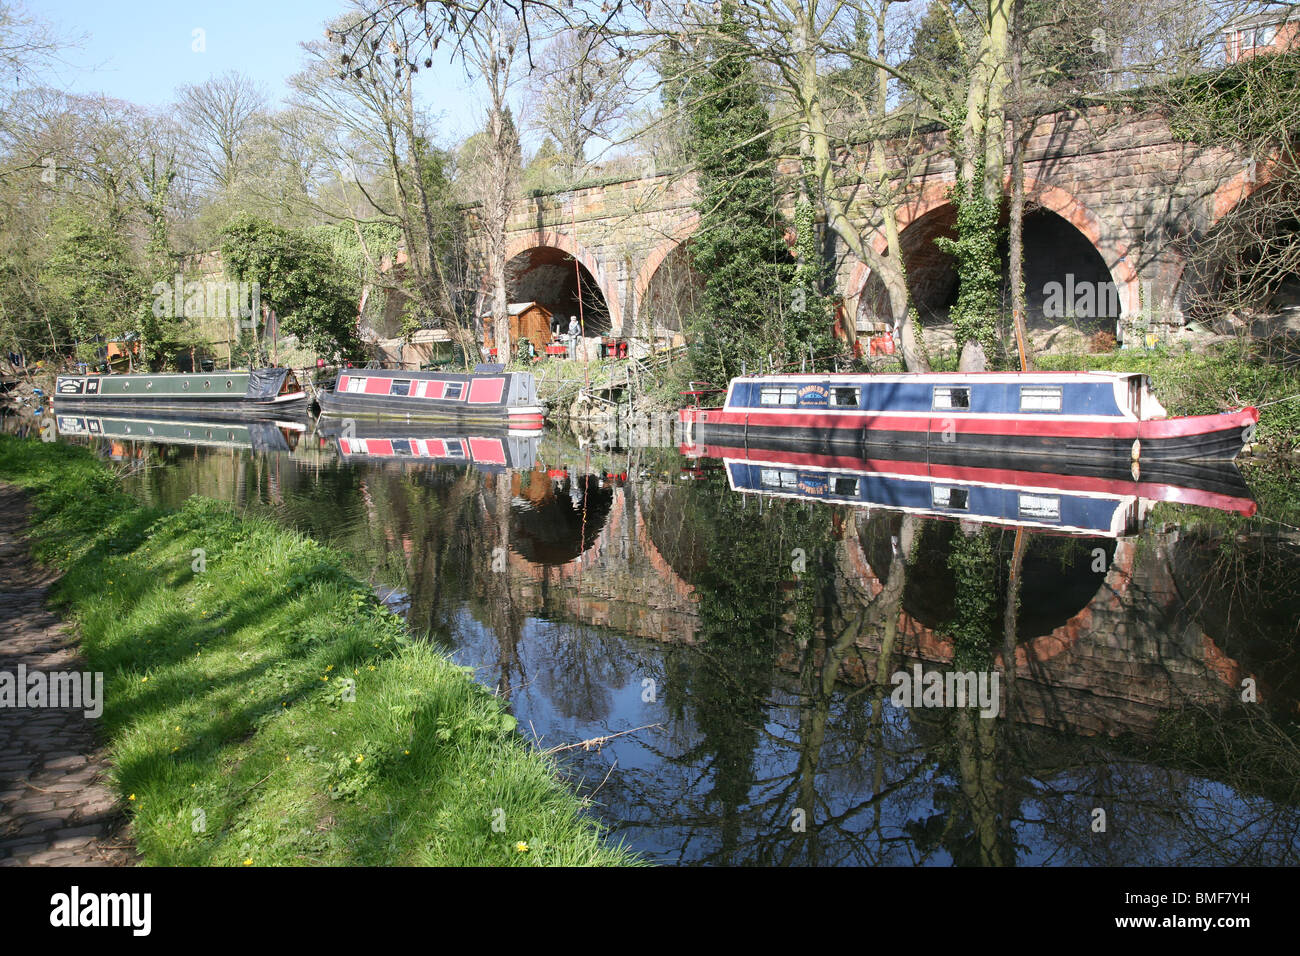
567;315;581;360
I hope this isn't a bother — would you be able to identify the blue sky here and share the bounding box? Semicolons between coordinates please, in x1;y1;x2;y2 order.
38;0;489;143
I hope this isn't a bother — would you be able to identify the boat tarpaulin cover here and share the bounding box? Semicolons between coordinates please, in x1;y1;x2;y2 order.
246;367;289;400
248;422;292;454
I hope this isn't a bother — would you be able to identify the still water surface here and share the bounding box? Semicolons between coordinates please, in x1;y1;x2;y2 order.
50;416;1300;865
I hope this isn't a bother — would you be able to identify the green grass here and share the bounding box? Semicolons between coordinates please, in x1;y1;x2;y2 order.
0;437;638;866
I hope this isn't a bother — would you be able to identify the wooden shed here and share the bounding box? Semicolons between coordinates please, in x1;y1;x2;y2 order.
482;302;554;355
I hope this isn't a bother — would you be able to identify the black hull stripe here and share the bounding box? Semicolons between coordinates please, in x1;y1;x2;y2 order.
693;423;1244;461
55;397;309;419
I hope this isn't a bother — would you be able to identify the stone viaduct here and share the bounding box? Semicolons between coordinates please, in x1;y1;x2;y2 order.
484;475;1250;742
491;104;1260;343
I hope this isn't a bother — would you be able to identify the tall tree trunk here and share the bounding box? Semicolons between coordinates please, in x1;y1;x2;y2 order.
1007;0;1031;370
800;7;929;373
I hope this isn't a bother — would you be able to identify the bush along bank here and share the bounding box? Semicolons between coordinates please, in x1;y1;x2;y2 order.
0;437;636;866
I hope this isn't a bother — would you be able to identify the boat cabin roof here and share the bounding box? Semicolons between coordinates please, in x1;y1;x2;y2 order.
732;371;1146;385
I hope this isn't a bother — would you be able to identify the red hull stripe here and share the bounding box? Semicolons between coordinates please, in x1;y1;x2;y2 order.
698;409;1139;438
1138;407;1258;438
694;407;1255;441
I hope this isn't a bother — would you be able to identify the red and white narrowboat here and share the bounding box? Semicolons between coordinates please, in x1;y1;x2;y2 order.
317;366;545;429
314;418;539;473
679;371;1258;462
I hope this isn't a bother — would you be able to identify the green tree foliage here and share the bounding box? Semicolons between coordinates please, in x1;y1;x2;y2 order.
40;210;147;360
219;214;363;359
685;3;794;383
935;162;1003;359
945;526;1000;670
788;190;835;365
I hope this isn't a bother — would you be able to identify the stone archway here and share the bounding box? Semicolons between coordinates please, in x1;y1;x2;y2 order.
502;230;622;334
632;215;702;338
843;177;1141;332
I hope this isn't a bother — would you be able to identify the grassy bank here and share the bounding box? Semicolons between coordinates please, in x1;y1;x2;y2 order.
0;437;636;866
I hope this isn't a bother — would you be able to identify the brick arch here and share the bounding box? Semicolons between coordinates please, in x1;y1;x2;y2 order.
632;213;702;309
503;230;623;332
1208;155;1277;228
508;484;624;580
892;533;1139;669
1165;157;1281;316
843;176;1141;320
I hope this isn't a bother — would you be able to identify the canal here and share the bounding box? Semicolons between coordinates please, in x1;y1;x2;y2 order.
45;417;1300;865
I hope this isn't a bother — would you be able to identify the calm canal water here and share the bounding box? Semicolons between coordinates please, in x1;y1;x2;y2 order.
49;414;1300;865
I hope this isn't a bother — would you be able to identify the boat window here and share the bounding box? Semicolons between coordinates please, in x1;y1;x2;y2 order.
932;386;970;410
1019;385;1062;412
444;382;465;400
833;477;860;496
932;486;969;510
1018;494;1060;521
444;441;465;458
347;377;366;393
759;386;799;406
759;468;799;489
390;379;412;396
832;387;860;407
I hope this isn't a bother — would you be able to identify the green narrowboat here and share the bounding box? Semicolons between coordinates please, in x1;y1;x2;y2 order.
53;368;309;418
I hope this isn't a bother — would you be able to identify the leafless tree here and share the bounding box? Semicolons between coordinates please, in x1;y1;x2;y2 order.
176;71;269;192
528;28;632;178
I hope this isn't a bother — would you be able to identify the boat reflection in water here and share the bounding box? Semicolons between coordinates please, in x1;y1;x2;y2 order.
313;417;540;474
55;411;306;455
684;438;1256;536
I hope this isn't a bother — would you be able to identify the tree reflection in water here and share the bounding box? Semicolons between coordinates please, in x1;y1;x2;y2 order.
111;434;1300;866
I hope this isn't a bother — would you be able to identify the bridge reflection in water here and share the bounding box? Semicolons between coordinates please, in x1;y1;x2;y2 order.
60;417;1300;866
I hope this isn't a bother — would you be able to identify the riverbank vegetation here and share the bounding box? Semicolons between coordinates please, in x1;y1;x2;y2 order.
0;436;636;866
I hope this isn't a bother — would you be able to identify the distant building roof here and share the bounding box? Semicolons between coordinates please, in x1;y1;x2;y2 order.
479;301;550;318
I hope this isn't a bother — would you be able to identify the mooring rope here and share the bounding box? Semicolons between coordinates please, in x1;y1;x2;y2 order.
1253;392;1300;409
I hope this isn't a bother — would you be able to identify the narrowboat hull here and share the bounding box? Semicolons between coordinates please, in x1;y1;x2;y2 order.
55;412;306;454
53;368;309;419
686;440;1255;536
313;418;539;473
679;373;1258;462
316;368;545;429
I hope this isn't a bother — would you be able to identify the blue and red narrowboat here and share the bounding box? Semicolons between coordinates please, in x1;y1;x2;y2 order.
316;366;545;429
684;441;1255;537
679;372;1258;462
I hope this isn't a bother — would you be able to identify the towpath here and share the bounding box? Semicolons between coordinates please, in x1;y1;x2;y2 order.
0;482;136;866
